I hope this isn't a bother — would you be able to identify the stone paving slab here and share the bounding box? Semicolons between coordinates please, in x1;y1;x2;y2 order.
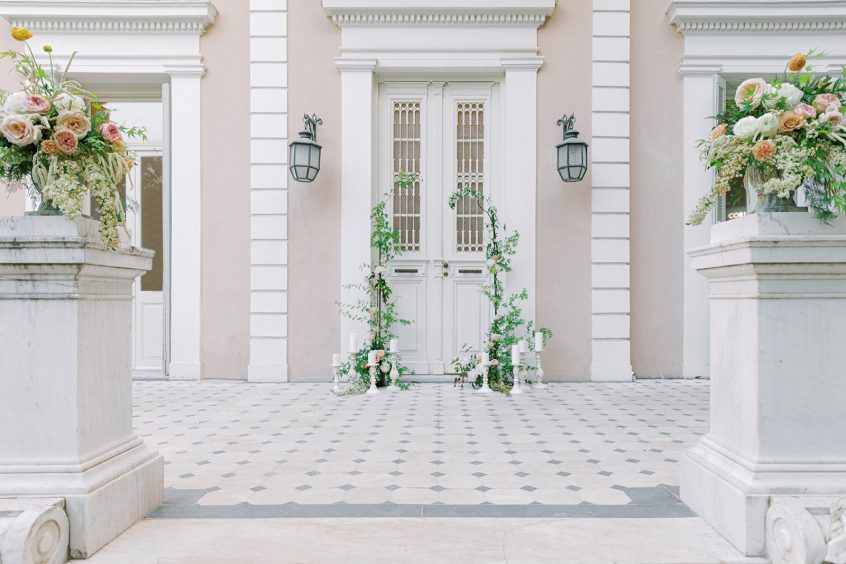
133;380;708;516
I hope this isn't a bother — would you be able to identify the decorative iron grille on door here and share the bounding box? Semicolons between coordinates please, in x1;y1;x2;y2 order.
455;101;485;253
392;101;422;252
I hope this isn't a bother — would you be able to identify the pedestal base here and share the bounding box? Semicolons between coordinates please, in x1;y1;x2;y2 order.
681;437;846;557
0;442;163;559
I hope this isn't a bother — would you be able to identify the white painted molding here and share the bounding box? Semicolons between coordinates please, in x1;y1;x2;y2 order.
668;0;846;32
324;0;554;27
0;0;217;34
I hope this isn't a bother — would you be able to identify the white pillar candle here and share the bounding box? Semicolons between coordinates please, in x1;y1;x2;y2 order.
481;352;489;365
535;331;544;352
332;353;341;367
518;339;529;353
349;333;358;353
367;350;377;367
511;345;520;366
389;338;399;353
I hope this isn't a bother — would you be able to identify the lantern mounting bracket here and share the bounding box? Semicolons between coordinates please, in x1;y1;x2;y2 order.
301;114;323;142
556;114;577;139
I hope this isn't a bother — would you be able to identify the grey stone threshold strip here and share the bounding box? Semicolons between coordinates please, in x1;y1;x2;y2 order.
148;486;694;519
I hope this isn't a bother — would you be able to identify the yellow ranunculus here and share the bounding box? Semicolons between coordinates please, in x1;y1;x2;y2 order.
11;27;32;42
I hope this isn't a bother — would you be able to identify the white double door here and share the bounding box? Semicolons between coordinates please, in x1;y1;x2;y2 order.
380;82;497;375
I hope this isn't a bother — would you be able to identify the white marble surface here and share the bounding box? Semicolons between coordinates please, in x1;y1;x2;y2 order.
682;212;846;556
82;516;764;563
0;217;163;559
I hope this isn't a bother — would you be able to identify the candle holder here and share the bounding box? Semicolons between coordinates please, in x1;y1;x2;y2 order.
346;351;357;382
332;364;341;394
366;364;379;395
534;351;547;389
477;363;492;394
389;355;400;386
511;356;523;395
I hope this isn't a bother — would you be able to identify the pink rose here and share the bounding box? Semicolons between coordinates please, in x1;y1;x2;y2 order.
53;128;78;154
99;122;122;144
24;94;50;114
813;93;841;114
820;108;843;126
794;103;816;118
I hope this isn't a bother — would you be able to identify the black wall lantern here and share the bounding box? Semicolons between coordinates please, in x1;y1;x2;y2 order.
556;114;589;182
289;114;323;182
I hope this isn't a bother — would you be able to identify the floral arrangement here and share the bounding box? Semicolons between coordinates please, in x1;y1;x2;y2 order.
690;51;846;224
337;172;418;392
448;187;552;393
0;27;144;249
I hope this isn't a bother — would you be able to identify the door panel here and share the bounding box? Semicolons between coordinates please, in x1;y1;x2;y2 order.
382;82;494;374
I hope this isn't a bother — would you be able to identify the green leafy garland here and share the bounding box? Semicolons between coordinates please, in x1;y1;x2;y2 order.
448;187;552;393
337;172;419;392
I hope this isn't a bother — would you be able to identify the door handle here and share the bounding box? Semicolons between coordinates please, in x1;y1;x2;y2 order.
442;261;449;277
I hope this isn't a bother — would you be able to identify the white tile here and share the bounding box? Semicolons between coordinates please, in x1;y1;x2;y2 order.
250;139;287;165
251;0;287;11
250;313;288;338
593;62;629;87
251;291;287;314
251;165;286;189
592;263;630;287
593;0;630;10
593;11;629;36
251;113;287;139
592;213;629;238
251;189;288;215
592;137;629;163
592;112;629;137
249;337;287;365
251;37;287;62
251;240;288;265
250;62;287;88
593;314;630;339
592;189;629;213
249;12;287;37
592;163;629;187
592;288;630;313
593;37;629;62
251;88;287;113
251;214;288;240
592;338;631;362
592;87;629;112
592;238;630;263
251;265;288;291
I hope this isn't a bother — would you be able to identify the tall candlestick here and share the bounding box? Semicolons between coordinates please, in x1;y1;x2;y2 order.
332;353;341;367
535;331;544;352
349;333;358;353
511;344;523;394
518;339;528;353
511;345;520;366
332;364;341;394
389;338;399;353
480;352;489;366
535;351;547;389
367;350;377;367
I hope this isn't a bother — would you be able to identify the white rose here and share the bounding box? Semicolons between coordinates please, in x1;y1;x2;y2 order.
0;115;40;146
3;92;28;114
775;83;804;108
756;113;779;137
53;92;85;114
732;116;759;139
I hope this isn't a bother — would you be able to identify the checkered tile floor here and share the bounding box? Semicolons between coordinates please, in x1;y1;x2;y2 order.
134;380;708;512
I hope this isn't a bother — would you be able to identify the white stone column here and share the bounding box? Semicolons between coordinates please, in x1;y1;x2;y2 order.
591;0;632;382
0;217;164;559
166;68;204;380
680;69;718;379
248;0;289;382
681;213;846;556
337;58;377;350
502;59;541;326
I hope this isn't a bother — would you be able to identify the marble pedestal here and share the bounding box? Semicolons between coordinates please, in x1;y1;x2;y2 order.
681;213;846;557
0;217;164;559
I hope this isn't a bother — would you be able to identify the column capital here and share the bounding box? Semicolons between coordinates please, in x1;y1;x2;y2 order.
678;62;722;77
500;57;544;72
335;57;378;72
163;64;206;78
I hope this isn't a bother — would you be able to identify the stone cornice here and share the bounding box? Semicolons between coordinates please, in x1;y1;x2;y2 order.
667;0;846;33
0;0;217;34
323;0;555;27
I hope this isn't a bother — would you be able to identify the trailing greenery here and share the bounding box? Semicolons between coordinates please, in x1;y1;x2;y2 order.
448;187;552;393
337;172;419;392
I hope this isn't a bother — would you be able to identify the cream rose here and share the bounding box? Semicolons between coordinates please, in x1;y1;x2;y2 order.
40;139;61;155
773;83;804;109
0;115;40;146
820;108;843;127
777;111;804;133
756;113;779;137
99;122;122;144
52;92;86;114
735;78;769;109
56;111;91;140
795;103;816;119
24;95;50;114
709;123;728;141
813;93;841;115
53;128;78;154
3;92;28;115
732;116;759;139
752;139;775;162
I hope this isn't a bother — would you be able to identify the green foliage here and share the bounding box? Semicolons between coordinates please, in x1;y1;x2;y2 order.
449;186;553;393
337;171;420;392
